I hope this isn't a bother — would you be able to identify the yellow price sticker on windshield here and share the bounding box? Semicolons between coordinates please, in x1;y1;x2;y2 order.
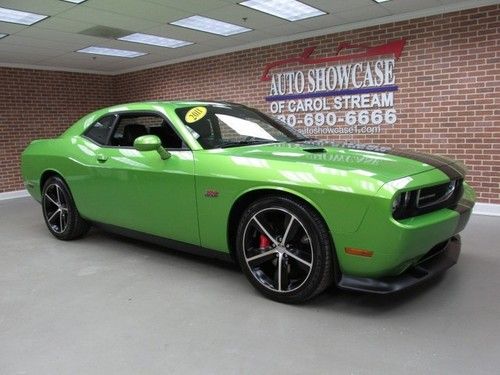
185;106;207;123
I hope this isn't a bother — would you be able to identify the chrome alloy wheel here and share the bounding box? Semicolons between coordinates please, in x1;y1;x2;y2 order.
242;207;313;293
43;183;68;234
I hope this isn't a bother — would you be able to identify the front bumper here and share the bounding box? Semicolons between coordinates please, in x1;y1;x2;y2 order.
337;235;461;294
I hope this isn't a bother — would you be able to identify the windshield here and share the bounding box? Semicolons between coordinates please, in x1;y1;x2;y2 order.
175;104;307;149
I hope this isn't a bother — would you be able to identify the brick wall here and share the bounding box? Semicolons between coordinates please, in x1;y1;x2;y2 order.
0;69;115;192
1;5;498;203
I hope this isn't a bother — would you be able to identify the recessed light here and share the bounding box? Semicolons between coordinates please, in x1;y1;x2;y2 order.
170;15;251;36
0;7;48;25
239;0;326;21
118;33;192;48
0;33;7;39
77;46;147;58
61;0;87;3
372;0;392;3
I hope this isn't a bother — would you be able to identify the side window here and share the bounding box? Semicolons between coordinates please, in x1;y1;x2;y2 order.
110;114;184;149
84;115;115;145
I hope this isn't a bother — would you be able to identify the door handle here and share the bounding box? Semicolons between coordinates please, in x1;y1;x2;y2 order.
96;154;108;163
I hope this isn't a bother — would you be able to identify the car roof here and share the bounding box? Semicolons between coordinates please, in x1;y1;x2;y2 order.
106;100;242;110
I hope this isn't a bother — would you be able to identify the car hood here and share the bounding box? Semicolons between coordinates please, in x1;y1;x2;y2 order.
216;140;465;183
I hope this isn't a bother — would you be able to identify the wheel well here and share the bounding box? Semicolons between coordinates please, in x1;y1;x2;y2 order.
40;170;63;192
227;189;339;275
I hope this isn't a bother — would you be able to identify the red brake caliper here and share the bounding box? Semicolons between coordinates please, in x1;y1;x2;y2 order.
259;234;270;250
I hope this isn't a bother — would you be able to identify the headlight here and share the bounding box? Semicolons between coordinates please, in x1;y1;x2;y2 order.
392;180;462;220
392;194;402;213
392;191;413;218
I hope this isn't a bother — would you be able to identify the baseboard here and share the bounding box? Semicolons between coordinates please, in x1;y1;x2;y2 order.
0;188;498;216
0;189;30;201
472;203;500;217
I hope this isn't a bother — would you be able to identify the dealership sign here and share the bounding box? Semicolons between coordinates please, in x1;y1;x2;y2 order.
261;39;406;135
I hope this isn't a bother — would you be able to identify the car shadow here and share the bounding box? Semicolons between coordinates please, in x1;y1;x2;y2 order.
85;227;460;313
86;227;240;273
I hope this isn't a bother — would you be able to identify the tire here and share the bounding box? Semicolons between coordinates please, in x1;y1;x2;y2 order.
41;176;90;240
235;195;334;303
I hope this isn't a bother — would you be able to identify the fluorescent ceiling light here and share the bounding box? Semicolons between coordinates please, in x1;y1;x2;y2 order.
0;33;7;39
77;46;147;58
170;15;251;36
61;0;87;3
0;7;48;25
119;33;192;48
240;0;326;21
372;0;392;3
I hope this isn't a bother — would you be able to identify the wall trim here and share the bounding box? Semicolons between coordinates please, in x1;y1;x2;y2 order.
0;188;498;216
473;203;500;217
0;189;30;201
0;0;497;76
0;62;112;76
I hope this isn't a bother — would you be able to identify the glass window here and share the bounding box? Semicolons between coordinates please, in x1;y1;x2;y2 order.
174;104;306;149
110;114;184;149
84;115;115;145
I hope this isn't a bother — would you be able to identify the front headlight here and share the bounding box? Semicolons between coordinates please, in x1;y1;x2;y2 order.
392;180;463;220
392;191;413;218
392;194;402;213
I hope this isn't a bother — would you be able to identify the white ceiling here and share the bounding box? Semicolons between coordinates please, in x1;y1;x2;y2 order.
0;0;496;74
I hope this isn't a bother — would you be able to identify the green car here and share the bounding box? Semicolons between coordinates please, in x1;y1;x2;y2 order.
21;101;475;303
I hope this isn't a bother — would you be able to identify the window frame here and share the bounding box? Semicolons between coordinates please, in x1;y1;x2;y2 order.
82;114;118;146
82;110;191;151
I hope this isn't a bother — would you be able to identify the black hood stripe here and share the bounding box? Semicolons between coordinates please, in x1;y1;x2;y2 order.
388;149;465;180
299;140;465;180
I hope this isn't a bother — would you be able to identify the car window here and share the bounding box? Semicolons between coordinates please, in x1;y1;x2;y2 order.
110;114;185;149
174;105;306;149
84;115;115;145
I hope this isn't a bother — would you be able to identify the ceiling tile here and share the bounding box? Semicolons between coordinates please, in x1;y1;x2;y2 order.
142;24;225;43
294;13;346;31
83;0;191;23
261;22;309;38
204;4;288;29
0;51;50;64
56;5;161;32
37;52;126;71
336;3;392;23
146;0;228;13
0;22;28;34
228;29;277;44
0;0;72;15
0;42;64;58
15;27;107;46
287;0;373;14
0;34;79;50
34;16;96;33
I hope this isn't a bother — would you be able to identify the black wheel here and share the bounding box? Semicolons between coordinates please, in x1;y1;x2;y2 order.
41;176;90;240
236;195;334;303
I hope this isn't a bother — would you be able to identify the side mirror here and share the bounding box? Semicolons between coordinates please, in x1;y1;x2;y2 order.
133;135;171;160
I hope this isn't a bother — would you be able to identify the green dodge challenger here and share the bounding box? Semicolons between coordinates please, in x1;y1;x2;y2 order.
21;101;475;303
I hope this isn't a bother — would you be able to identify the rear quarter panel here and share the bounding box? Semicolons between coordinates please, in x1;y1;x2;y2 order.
22;139;68;202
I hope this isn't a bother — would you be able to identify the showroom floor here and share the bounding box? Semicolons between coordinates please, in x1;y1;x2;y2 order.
1;197;499;374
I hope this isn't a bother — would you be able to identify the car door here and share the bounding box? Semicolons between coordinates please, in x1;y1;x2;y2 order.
75;111;200;246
